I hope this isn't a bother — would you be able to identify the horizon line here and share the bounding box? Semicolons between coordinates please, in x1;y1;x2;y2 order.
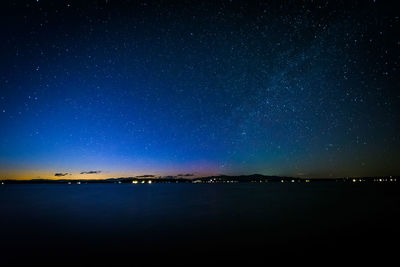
1;174;398;182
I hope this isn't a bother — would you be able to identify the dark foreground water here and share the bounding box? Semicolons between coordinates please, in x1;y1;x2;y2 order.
1;183;399;263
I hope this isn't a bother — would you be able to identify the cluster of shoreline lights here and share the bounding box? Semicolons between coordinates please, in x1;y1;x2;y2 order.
345;176;397;183
132;180;151;184
0;177;397;185
121;177;398;184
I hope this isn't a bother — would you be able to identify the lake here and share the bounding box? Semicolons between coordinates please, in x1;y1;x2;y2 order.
1;182;399;263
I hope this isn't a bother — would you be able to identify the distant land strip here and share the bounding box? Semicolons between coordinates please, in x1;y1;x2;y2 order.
1;174;398;184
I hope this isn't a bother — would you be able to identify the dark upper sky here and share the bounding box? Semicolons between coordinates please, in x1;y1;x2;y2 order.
0;0;399;179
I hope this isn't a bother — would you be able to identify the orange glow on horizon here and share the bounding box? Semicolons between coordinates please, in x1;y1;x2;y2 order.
0;169;217;180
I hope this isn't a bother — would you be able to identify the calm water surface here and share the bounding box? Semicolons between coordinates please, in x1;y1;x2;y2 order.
1;183;399;260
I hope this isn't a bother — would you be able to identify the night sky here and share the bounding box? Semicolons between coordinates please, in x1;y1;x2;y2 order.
0;0;399;180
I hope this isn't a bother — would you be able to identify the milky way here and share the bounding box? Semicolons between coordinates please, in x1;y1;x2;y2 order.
0;0;399;179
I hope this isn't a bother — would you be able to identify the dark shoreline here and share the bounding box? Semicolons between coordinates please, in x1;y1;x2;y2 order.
1;174;398;184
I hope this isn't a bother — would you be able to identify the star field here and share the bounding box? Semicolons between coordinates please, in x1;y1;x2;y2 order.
0;0;399;179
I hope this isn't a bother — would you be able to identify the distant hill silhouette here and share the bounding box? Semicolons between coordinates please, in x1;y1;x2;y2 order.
1;174;398;184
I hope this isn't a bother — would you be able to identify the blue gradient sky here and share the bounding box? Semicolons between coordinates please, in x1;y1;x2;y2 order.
1;0;399;179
